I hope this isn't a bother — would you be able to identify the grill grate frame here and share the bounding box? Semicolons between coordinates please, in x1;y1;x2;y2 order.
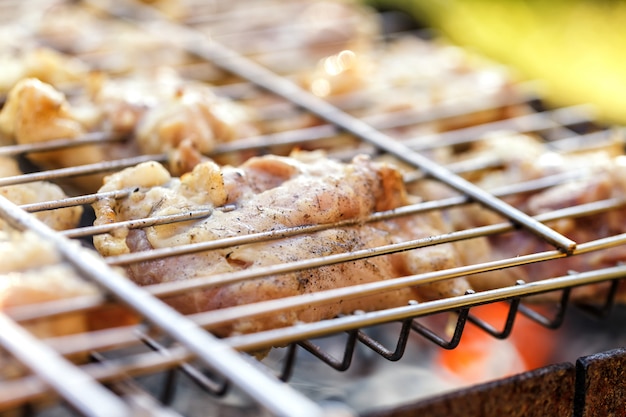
1;0;626;416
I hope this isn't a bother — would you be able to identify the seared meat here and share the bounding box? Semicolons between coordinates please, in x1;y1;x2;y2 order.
92;151;470;336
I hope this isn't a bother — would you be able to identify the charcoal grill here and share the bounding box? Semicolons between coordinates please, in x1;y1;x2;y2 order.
1;1;626;416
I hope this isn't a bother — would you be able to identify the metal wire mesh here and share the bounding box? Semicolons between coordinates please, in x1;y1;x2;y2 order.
1;0;626;416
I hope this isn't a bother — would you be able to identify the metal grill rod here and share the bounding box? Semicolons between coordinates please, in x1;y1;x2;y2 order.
6;293;108;324
0;343;192;410
223;263;626;352
20;189;133;212
205;100;553;157
0;313;131;417
98;0;577;254
0;154;167;187
49;325;146;358
181;1;309;26
0;132;123;157
403;105;597;151
62;207;216;239
546;128;624;152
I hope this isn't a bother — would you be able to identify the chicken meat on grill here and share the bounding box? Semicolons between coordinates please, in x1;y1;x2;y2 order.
0;229;136;378
92;151;470;336
0;47;89;95
0;230;98;333
416;132;626;303
0;156;82;231
0;72;259;191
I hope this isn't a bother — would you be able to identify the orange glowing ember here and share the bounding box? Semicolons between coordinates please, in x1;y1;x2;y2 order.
436;302;558;386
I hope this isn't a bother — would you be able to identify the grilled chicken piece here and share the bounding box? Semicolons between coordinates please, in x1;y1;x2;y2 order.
0;156;83;231
0;229;95;379
0;47;89;94
0;229;97;378
0;229;137;378
0;73;258;190
419;133;626;303
92;151;470;336
91;69;259;172
0;78;107;191
0;230;99;331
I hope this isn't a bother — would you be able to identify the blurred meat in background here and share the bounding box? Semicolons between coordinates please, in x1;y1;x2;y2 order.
367;0;626;125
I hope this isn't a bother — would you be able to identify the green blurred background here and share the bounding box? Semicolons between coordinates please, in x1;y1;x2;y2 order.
366;0;626;125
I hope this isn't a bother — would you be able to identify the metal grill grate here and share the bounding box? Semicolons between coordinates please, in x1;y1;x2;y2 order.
1;0;626;416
